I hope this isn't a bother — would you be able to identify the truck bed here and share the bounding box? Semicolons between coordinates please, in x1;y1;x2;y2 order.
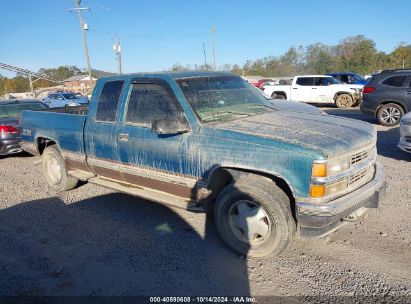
20;106;87;155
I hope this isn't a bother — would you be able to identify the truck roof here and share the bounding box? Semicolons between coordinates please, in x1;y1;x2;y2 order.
100;71;235;82
295;75;333;78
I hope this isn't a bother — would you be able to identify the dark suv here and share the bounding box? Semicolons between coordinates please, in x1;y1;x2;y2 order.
0;99;48;156
360;69;411;126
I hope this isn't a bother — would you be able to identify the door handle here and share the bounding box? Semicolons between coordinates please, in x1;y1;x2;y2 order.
312;88;317;89
118;133;129;142
293;88;298;90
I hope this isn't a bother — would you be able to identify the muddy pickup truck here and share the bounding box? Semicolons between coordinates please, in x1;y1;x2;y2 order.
20;72;386;257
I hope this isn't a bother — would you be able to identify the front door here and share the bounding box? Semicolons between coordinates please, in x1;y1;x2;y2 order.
117;79;195;199
311;77;334;103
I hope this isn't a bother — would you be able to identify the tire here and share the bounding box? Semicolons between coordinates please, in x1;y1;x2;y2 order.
377;103;404;126
335;93;353;108
42;145;78;191
214;174;295;257
271;93;286;100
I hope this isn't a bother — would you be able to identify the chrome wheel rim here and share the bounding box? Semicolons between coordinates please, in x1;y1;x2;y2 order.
228;200;272;245
381;107;401;125
46;156;61;185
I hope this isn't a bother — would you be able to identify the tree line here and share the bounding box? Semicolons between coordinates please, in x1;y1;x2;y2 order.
1;35;410;96
171;35;411;77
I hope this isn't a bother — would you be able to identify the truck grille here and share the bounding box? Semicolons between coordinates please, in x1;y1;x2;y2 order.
350;149;370;165
347;146;376;189
405;136;411;143
349;168;367;184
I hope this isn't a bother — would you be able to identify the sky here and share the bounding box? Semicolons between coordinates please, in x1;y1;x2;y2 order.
0;0;410;77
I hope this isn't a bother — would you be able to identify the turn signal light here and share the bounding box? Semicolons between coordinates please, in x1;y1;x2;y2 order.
310;185;326;198
312;162;327;177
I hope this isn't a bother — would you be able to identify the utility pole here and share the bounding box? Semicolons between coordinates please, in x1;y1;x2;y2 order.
211;26;216;70
202;42;207;66
113;36;122;74
69;0;93;87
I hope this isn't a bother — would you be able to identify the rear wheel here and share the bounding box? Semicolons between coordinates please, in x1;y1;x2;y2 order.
214;175;295;257
271;93;286;100
335;94;353;108
42;145;78;191
377;103;404;126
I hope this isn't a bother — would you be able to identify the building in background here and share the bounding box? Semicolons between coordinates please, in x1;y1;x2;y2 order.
64;75;97;94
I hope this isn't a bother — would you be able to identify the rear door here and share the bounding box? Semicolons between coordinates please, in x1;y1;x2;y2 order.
380;75;410;111
292;77;314;102
404;75;411;110
84;80;126;179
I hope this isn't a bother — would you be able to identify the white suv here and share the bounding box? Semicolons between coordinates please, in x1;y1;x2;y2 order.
262;75;364;108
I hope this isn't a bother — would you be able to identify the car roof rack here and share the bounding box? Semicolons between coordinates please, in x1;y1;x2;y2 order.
380;68;411;73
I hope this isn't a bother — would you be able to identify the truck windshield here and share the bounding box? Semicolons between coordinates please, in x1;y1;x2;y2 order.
177;76;273;123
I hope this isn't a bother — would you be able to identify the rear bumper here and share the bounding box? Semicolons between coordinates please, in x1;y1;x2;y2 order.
360;103;376;116
0;138;23;155
296;162;385;237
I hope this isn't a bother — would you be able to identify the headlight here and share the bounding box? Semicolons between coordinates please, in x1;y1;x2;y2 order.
310;159;351;198
311;158;350;178
401;119;411;126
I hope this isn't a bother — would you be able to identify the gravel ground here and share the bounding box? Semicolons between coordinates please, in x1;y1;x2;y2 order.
0;108;410;300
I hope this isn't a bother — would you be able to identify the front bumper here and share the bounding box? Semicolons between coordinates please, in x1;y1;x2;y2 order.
296;162;386;237
0;138;23;156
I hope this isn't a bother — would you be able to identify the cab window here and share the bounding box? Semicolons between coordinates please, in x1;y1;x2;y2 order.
95;80;124;122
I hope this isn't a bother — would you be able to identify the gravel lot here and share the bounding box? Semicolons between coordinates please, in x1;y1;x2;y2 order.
0;108;410;299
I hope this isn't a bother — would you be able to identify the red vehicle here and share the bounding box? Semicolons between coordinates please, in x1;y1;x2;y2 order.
252;78;274;88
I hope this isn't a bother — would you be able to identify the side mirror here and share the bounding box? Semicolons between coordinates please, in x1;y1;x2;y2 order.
152;116;190;135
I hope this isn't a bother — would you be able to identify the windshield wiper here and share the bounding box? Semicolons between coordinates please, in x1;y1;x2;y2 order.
214;111;251;116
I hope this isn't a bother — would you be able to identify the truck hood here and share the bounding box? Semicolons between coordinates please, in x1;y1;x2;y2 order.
216;111;375;157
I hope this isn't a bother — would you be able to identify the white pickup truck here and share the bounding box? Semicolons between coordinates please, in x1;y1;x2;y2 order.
262;75;364;108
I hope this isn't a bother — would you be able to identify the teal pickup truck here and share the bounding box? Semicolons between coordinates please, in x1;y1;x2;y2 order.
20;72;386;257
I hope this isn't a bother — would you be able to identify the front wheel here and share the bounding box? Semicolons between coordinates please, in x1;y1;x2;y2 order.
42;145;78;191
214;175;295;257
377;103;404;126
335;94;353;108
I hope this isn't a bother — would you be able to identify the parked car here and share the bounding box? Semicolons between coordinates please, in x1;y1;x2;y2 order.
43;92;89;108
0;99;48;156
252;78;274;88
327;72;368;85
20;72;385;257
398;112;411;154
360;69;411;126
263;75;363;107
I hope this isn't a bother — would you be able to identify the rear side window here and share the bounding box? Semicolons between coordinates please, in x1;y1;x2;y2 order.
96;80;124;122
296;77;314;86
382;76;406;87
125;83;180;126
